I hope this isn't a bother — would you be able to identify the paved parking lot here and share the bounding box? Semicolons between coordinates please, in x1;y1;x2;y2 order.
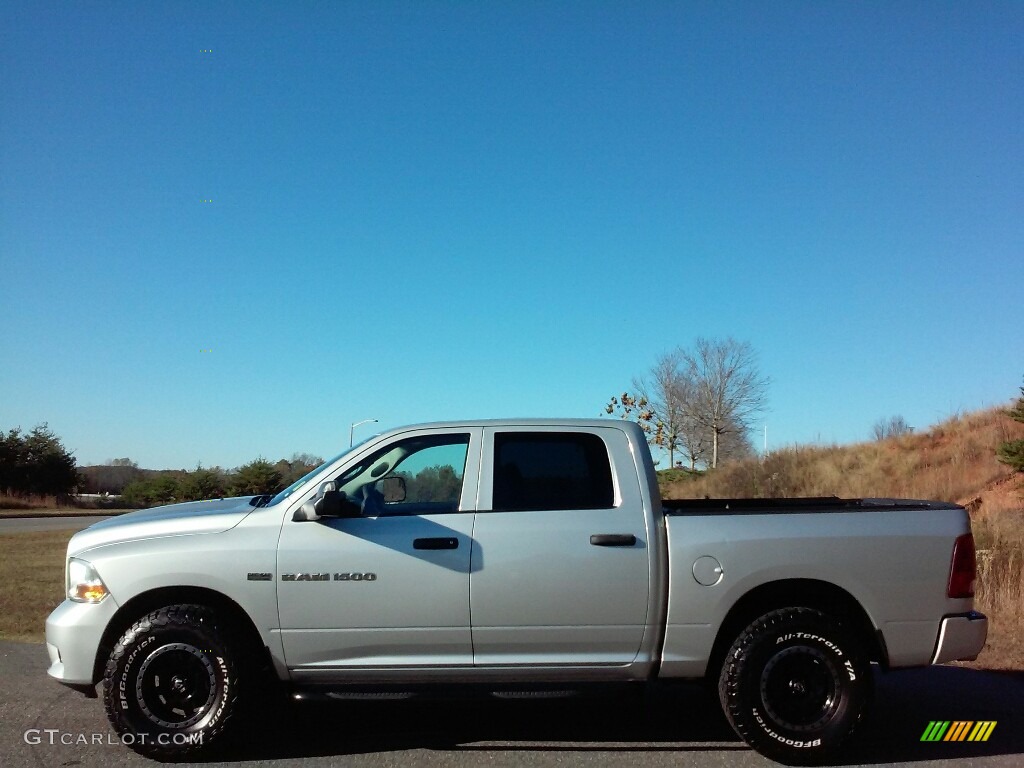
1;641;1021;768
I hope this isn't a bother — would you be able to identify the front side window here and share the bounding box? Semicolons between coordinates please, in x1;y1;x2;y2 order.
492;432;614;511
337;433;470;516
390;440;468;506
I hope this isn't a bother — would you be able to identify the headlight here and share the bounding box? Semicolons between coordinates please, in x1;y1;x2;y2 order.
67;558;109;603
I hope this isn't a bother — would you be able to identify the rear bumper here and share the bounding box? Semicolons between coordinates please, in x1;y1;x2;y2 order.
931;611;988;664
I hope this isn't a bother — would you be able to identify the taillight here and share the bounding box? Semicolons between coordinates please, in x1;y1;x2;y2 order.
947;533;976;599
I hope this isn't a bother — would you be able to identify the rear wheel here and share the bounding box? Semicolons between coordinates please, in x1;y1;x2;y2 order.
718;607;872;765
102;604;238;757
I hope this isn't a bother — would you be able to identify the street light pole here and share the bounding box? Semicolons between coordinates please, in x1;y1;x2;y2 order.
350;418;378;447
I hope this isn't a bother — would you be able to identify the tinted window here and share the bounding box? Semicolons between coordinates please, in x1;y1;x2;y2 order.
492;432;614;511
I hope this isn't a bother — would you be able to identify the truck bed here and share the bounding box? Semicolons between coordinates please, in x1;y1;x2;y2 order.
662;496;962;514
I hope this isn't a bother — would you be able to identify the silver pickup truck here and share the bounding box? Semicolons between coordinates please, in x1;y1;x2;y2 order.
45;419;987;763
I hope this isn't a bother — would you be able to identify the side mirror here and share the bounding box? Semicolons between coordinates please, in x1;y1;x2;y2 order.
292;500;320;522
381;475;407;503
319;489;362;518
320;489;344;517
292;481;340;523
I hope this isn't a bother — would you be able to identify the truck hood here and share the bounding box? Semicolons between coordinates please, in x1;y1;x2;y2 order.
68;496;259;556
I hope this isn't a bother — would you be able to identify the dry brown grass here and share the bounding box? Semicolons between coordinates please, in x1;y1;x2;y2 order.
0;509;107;518
0;529;75;642
662;405;1024;671
665;406;1024;502
0;492;78;511
0;492;133;513
970;496;1024;671
972;563;1024;670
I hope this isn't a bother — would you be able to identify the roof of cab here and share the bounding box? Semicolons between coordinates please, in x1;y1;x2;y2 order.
367;418;642;439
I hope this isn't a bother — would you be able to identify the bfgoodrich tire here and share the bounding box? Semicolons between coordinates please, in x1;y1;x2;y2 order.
102;604;238;757
718;607;872;765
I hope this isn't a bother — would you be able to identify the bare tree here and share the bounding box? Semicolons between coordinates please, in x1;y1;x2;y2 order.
682;337;769;469
607;339;767;470
606;351;690;467
716;416;757;463
671;374;709;469
872;415;913;441
664;372;756;468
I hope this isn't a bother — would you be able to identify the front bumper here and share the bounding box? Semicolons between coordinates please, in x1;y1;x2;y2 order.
45;597;119;686
931;610;988;664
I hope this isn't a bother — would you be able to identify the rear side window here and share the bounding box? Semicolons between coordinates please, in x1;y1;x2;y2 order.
492;432;614;511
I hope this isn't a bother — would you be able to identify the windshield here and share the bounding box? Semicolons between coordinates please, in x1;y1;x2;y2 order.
265;441;372;507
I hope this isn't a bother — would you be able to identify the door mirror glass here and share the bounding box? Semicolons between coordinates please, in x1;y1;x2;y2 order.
380;476;407;503
319;489;361;518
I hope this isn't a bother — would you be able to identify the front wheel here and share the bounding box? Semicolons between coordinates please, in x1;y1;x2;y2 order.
718;607;872;765
102;604;238;757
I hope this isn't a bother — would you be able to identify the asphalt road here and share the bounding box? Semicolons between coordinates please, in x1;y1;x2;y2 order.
1;641;1020;768
0;516;112;533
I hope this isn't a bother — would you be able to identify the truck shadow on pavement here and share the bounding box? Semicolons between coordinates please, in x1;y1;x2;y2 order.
199;666;1023;765
838;666;1024;765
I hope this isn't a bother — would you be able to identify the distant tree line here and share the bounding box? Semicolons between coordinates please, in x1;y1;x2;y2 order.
106;454;324;506
0;420;326;507
0;424;80;498
396;465;463;503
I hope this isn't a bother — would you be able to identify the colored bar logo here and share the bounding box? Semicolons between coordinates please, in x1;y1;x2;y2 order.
921;721;996;742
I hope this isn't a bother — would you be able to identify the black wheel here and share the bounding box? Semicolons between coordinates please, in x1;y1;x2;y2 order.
103;604;238;757
718;607;872;765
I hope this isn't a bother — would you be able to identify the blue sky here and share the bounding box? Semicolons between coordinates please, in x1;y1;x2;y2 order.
2;2;1022;469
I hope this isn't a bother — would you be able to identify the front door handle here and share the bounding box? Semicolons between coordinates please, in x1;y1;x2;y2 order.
590;534;637;547
413;537;459;550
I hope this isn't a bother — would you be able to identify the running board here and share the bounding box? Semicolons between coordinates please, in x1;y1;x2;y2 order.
293;690;414;702
290;685;588;703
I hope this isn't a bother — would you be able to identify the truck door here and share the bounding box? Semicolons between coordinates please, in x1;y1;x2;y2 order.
470;427;652;666
277;428;481;676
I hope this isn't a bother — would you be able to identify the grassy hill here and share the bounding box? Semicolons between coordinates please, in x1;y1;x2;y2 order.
661;405;1024;670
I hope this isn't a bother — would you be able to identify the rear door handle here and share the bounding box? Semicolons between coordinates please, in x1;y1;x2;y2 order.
590;534;637;547
413;537;459;550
